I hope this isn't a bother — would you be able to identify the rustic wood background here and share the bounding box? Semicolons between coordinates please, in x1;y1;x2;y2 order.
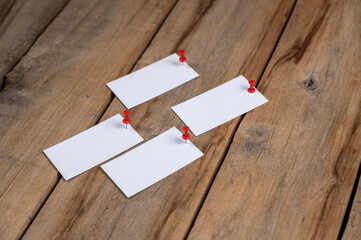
0;0;360;239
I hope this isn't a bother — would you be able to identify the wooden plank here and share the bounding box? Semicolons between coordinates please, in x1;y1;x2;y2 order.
22;0;296;239
186;0;361;239
343;174;361;240
0;0;178;239
0;0;15;24
0;0;70;89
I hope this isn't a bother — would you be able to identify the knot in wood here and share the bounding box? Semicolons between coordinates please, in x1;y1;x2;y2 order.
303;76;317;90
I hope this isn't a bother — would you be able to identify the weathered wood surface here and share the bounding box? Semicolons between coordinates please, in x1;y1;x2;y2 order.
1;0;361;239
187;0;361;239
0;0;70;88
0;0;178;239
343;175;361;240
21;0;296;239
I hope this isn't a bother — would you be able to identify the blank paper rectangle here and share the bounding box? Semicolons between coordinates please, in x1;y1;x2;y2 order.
107;53;199;109
101;127;204;198
171;75;268;136
44;114;144;180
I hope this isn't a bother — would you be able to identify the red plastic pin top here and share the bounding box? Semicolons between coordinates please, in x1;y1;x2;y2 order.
182;126;190;143
178;50;187;64
248;80;256;93
123;110;131;129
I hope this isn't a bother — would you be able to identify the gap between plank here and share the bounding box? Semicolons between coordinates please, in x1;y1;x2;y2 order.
17;94;115;239
257;0;298;83
337;162;361;239
17;173;62;239
0;1;73;237
0;0;72;91
19;0;179;237
183;0;298;238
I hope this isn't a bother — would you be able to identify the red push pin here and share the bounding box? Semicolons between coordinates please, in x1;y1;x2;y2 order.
182;126;190;143
248;80;256;93
123;110;131;129
178;50;187;64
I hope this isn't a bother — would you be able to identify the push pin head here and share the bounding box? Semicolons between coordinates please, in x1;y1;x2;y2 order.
123;110;131;129
178;50;187;64
182;126;190;143
248;80;256;93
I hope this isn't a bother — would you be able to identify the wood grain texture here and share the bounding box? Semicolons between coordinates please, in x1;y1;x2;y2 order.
0;0;16;24
22;0;296;239
0;0;177;239
187;0;361;239
343;174;361;240
0;0;70;89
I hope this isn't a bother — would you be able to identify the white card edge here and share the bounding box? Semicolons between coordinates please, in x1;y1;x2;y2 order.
105;53;200;109
107;73;200;109
170;75;269;136
43;114;144;181
100;126;204;198
126;151;204;198
101;148;204;198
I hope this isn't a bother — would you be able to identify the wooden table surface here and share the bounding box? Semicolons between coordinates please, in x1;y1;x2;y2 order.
1;0;360;239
